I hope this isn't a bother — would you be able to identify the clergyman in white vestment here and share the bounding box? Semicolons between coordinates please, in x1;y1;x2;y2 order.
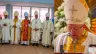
42;13;54;47
31;11;41;46
2;11;11;43
10;11;21;44
54;0;96;54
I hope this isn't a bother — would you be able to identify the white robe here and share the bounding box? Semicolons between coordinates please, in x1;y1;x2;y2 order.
31;18;41;43
10;19;21;44
54;32;96;53
42;20;54;46
2;18;11;43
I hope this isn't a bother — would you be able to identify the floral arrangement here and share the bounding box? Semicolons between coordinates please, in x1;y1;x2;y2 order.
54;2;67;38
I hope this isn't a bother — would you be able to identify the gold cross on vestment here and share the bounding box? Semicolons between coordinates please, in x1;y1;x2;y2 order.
69;5;77;15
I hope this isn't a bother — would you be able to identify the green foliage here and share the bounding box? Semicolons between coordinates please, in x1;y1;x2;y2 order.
54;4;67;37
59;21;67;29
57;9;65;19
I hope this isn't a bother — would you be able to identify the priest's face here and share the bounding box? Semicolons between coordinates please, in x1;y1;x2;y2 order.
14;16;18;19
63;0;88;41
4;15;8;19
68;24;84;40
35;15;38;19
25;16;28;20
46;17;49;20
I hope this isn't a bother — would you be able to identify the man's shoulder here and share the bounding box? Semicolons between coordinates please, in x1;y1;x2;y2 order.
55;32;69;40
54;32;69;52
21;19;25;23
22;19;24;21
48;20;52;22
43;20;46;23
32;19;35;20
7;18;10;20
32;19;35;21
18;19;21;22
38;18;41;21
2;18;9;21
58;32;69;37
88;32;96;37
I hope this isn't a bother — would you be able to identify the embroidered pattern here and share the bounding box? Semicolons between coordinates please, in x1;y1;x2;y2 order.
63;29;88;53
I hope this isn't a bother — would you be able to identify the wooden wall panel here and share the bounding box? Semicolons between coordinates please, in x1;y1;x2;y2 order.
54;0;64;12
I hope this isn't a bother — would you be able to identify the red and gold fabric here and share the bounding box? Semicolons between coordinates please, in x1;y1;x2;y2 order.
21;19;31;41
13;18;18;42
63;29;88;53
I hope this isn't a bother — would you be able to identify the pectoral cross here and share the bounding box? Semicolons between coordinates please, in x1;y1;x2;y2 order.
69;5;77;15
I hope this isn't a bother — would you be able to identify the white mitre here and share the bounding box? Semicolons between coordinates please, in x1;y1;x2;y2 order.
34;11;38;15
64;0;88;24
14;11;19;16
3;11;8;15
45;13;49;17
